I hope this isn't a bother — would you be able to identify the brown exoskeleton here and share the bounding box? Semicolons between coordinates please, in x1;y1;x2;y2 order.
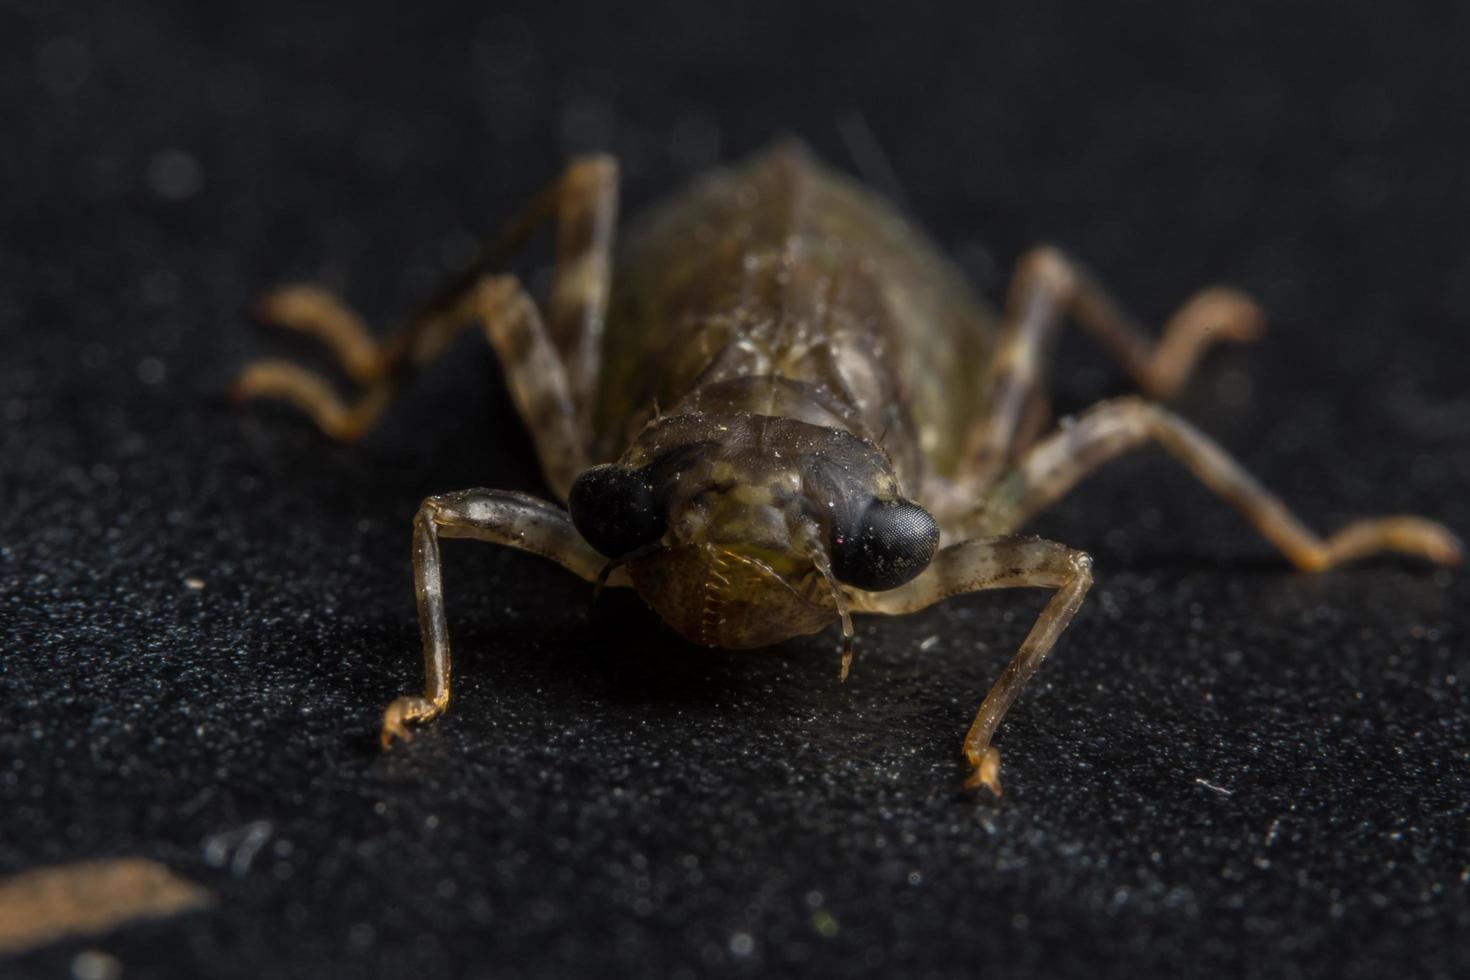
234;141;1461;794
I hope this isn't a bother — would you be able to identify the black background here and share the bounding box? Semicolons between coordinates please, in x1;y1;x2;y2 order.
4;2;1469;978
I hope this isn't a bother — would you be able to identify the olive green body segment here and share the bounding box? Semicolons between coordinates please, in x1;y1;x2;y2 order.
234;141;1462;796
594;141;996;482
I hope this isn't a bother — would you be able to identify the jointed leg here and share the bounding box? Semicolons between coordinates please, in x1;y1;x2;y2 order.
380;488;619;747
233;156;618;455
543;156;618;421
472;277;589;499
961;246;1264;484
853;535;1094;795
252;286;383;384
231;355;396;442
981;395;1463;570
238;276;588;498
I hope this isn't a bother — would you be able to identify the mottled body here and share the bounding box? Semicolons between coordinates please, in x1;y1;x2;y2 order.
594;142;991;484
235;142;1461;794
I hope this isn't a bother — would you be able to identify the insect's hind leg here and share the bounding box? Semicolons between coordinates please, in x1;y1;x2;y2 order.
959;247;1264;486
852;535;1094;795
251;286;385;384
381;488;615;747
239;275;588;499
978;395;1463;570
234;155;618;447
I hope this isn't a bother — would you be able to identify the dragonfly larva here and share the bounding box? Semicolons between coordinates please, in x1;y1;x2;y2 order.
234;140;1461;794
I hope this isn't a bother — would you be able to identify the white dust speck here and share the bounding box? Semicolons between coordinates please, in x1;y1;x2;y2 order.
203;819;274;875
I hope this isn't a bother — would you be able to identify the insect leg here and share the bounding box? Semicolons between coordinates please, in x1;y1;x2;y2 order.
234;155;618;449
236;275;587;498
231;276;509;442
983;395;1463;570
542;156;618;426
959;247;1264;484
469;276;588;499
852;535;1094;795
251;285;384;383
381;488;616;747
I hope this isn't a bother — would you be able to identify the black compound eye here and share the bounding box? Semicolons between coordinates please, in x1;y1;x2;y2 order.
830;498;939;591
569;464;667;559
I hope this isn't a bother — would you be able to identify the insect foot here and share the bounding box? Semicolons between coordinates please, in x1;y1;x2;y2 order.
1295;516;1464;572
964;746;1004;797
380;694;447;749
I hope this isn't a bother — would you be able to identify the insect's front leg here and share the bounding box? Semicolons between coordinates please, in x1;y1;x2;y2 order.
852;535;1093;796
381;488;618;747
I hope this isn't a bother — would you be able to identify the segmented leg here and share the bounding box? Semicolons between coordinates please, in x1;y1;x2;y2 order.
252;286;383;383
961;246;1265;485
976;395;1463;570
380;488;620;747
233;156;619;471
238;276;588;499
852;535;1094;795
544;156;619;421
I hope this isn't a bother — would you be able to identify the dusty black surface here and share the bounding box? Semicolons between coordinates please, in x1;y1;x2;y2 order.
4;2;1470;978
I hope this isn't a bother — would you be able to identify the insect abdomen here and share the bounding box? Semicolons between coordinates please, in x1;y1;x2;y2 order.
595;141;1000;479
